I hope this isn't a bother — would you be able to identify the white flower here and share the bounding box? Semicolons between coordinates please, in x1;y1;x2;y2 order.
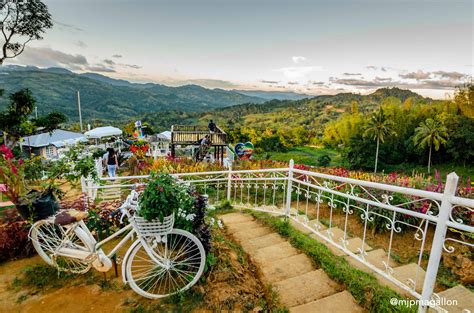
217;220;223;229
209;217;215;226
207;205;216;211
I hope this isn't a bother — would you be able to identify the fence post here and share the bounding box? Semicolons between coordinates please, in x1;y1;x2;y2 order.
227;165;232;201
285;159;294;216
80;175;88;208
95;158;103;178
86;176;94;201
418;172;458;313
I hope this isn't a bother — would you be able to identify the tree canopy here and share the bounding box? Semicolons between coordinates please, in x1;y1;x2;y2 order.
0;0;53;64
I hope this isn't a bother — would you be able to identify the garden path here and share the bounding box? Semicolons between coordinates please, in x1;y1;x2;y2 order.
221;211;474;313
221;212;363;312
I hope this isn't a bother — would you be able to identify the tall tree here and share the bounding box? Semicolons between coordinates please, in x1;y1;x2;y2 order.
413;118;448;173
0;89;67;147
363;108;396;173
453;82;474;118
0;0;53;65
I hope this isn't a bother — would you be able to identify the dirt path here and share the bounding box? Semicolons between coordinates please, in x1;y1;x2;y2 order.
220;212;364;312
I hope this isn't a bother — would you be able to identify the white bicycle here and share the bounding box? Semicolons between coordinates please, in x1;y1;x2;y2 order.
29;190;206;299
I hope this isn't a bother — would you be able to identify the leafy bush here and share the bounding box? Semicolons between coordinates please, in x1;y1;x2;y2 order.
0;221;35;262
138;173;195;226
317;154;331;166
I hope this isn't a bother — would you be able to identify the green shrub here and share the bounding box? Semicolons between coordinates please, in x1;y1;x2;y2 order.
317;154;331;166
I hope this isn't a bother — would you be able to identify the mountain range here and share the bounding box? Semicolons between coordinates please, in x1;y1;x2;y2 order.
0;66;307;121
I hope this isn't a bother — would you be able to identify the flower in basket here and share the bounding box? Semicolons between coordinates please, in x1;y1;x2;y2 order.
138;173;195;231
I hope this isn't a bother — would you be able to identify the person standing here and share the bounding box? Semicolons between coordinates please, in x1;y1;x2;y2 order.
208;120;216;133
107;148;119;177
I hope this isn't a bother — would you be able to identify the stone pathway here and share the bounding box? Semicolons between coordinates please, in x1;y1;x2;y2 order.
287;216;474;313
220;212;364;312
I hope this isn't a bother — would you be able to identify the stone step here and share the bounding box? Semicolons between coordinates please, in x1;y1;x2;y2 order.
290;218;313;234
260;253;314;284
240;233;286;253
437;285;474;313
225;220;259;233
290;290;363;313
307;219;327;231
364;249;400;271
253;242;300;265
274;270;339;307
220;213;254;224
392;263;426;293
232;226;272;241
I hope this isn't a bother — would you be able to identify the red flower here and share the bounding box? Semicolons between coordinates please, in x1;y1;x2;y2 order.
1;144;14;159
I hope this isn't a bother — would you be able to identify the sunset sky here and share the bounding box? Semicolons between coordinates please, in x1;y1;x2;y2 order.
10;0;473;98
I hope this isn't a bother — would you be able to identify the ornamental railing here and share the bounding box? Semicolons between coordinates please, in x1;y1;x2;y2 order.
83;160;474;313
171;124;227;146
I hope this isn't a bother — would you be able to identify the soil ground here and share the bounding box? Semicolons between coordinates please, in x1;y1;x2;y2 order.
0;225;281;312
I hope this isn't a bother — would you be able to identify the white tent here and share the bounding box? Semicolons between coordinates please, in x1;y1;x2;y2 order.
84;126;122;139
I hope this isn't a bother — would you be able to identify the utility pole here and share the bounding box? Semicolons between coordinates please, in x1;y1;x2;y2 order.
77;90;83;132
35;107;38;119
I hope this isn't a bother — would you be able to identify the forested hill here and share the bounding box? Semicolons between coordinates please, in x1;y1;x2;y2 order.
140;87;433;132
0;66;267;120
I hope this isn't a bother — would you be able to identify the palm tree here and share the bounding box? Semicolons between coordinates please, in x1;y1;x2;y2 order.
413;118;448;173
364;108;396;173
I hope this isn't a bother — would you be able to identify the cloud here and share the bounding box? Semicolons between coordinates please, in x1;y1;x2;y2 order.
343;72;361;76
331;78;388;87
261;80;279;84
375;77;392;82
75;40;87;48
288;81;299;85
85;65;115;73
103;59;116;66
122;63;141;69
399;70;431;80
292;56;307;64
16;47;88;70
432;71;466;80
192;79;236;88
53;20;83;32
112;54;123;58
331;76;463;90
275;66;323;79
366;65;388;72
312;81;325;85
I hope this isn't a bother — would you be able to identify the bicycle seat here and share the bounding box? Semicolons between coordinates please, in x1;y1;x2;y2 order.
54;209;89;225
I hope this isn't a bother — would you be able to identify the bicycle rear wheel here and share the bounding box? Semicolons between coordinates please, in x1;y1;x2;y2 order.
126;229;205;299
30;219;93;274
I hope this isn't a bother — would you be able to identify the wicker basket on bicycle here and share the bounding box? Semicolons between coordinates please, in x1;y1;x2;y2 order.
132;214;175;239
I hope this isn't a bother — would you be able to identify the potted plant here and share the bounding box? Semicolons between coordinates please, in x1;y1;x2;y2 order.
0;144;59;221
138;173;212;252
0;143;97;222
138;173;195;229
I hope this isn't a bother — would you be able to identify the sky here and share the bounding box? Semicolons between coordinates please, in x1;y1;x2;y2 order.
8;0;474;98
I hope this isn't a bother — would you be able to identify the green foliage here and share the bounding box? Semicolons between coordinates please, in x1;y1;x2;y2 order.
0;0;53;64
138;173;195;229
0;89;67;147
0;69;265;122
317;154;331;167
413;118;448;173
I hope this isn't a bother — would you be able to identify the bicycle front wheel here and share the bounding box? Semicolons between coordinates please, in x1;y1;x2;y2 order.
126;229;206;299
30;219;93;274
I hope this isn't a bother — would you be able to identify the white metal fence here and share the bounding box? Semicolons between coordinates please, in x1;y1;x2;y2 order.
82;160;474;312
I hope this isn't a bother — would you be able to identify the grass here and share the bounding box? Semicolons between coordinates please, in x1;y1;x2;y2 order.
257;146;343;167
255;145;474;180
246;210;417;313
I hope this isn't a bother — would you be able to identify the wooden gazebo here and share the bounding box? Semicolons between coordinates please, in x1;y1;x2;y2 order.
170;125;227;163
